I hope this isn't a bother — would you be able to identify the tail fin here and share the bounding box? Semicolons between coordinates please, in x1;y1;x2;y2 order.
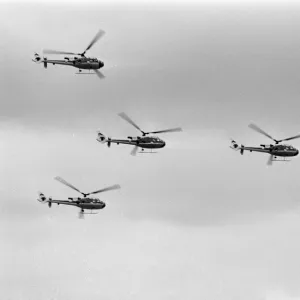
43;58;48;69
240;145;244;155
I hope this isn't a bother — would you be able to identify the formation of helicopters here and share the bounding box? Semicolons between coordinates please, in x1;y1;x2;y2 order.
38;176;120;218
97;112;182;156
231;123;300;165
37;111;182;217
32;29;105;79
34;29;300;218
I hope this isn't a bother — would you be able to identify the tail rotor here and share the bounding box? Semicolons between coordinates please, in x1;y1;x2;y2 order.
230;140;244;155
37;192;52;207
32;53;42;63
230;140;239;150
96;131;107;143
37;191;47;203
96;131;112;148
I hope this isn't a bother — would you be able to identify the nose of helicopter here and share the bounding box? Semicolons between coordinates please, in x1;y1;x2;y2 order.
162;141;166;148
296;149;299;156
99;61;104;68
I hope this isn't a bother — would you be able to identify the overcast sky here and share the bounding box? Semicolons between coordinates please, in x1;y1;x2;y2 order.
2;1;300;299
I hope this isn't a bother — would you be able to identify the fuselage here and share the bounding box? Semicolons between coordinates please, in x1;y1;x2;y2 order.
46;58;104;69
78;202;106;209
50;197;106;210
34;55;104;70
102;136;166;149
244;144;299;157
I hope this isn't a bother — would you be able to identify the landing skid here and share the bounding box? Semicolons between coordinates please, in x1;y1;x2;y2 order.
76;72;95;75
76;70;95;75
78;209;99;219
139;149;158;154
138;151;157;154
272;157;291;162
81;210;99;215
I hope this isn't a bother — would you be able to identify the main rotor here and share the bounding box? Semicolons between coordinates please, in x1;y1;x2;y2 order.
249;123;300;145
43;29;105;58
54;176;120;198
118;112;182;137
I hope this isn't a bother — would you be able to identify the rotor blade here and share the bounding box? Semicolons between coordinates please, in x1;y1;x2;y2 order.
248;123;276;142
78;210;84;219
131;145;138;156
267;155;273;166
54;176;83;195
87;184;121;196
146;127;183;135
94;69;105;79
83;29;105;54
43;49;78;55
279;133;300;142
118;112;144;134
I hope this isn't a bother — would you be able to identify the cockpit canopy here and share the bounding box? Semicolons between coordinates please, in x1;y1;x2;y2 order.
273;144;295;150
142;136;163;142
75;197;101;203
73;57;98;62
90;198;101;203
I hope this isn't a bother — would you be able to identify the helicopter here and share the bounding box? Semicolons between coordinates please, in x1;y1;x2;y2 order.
96;112;183;156
37;176;121;218
32;29;105;79
231;123;300;165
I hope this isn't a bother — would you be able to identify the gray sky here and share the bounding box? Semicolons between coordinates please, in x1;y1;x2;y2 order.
1;1;300;299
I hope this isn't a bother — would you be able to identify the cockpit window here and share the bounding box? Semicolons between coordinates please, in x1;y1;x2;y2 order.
274;144;294;150
150;137;161;142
